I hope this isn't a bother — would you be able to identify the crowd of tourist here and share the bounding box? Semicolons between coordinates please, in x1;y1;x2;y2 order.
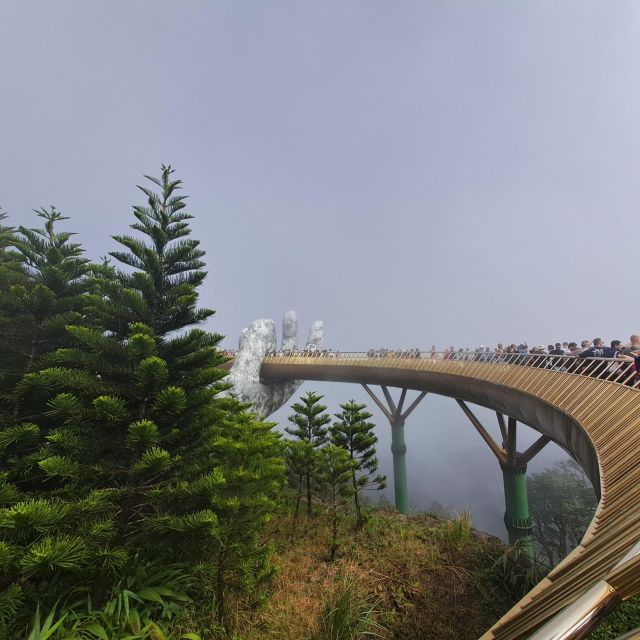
223;336;640;365
221;336;640;386
429;335;640;362
360;336;640;385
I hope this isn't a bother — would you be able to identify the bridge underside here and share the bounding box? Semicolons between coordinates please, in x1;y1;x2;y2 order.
260;355;640;639
262;361;600;496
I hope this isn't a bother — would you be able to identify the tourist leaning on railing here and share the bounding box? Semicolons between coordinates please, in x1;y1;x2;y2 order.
250;336;640;389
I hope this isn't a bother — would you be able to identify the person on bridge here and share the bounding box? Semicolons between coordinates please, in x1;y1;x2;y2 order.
567;342;581;356
622;335;640;357
549;343;565;356
578;339;628;360
577;339;632;379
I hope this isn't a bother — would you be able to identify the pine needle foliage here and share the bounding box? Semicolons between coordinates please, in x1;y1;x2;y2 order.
0;210;24;289
331;400;386;524
97;165;214;338
0;207;93;410
285;439;318;523
0;207;99;635
208;408;285;625
318;445;356;561
0;167;284;633
286;392;331;516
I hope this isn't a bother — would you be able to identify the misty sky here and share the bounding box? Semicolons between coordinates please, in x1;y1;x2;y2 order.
2;2;637;537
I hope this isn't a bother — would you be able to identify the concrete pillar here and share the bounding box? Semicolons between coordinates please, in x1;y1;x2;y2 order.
390;418;409;514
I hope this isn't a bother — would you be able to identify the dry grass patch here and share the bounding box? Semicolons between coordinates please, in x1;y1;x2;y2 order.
236;509;513;640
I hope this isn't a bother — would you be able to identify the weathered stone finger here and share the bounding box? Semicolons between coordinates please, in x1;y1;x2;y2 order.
232;319;276;380
281;311;298;352
306;321;324;348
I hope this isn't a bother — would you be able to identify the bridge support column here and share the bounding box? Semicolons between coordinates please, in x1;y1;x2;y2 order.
362;385;427;515
501;416;534;555
501;462;533;553
457;401;550;559
390;417;408;514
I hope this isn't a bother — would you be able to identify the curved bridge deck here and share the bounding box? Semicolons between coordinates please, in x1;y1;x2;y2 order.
260;353;640;639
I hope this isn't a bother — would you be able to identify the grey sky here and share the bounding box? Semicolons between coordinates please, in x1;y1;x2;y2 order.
1;1;636;536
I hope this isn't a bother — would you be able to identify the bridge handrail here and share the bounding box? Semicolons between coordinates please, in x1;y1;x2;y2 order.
261;350;639;389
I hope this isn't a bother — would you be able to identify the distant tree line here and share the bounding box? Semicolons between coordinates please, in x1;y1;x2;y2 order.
527;459;597;567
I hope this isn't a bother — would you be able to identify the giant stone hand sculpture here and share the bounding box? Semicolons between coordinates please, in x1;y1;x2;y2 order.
227;311;323;418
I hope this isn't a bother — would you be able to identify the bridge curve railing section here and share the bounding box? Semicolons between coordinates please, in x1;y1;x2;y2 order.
257;349;640;639
262;349;640;389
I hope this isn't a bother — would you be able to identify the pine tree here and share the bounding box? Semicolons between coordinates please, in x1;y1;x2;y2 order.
0;210;24;286
0;209;98;633
209;407;284;626
0;167;283;631
286;391;330;516
318;445;356;561
31;166;231;573
0;207;93;410
94;165;214;339
0;210;27;391
330;400;386;525
284;439;318;525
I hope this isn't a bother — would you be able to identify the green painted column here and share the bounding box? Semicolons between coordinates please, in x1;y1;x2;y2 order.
390;418;409;514
501;462;534;558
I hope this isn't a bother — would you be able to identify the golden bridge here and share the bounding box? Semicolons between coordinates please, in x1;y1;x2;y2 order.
258;351;640;640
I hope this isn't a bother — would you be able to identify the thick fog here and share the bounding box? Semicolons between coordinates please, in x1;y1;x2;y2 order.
2;1;637;539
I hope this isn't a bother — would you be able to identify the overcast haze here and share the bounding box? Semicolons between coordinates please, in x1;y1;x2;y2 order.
2;1;638;537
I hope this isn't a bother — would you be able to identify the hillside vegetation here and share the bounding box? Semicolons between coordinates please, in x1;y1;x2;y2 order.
223;509;518;640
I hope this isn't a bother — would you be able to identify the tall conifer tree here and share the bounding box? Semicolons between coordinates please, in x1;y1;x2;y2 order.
0;211;27;390
286;391;330;516
0;167;284;631
330;400;386;524
0;208;97;633
210;407;284;625
0;208;92;409
319;445;355;561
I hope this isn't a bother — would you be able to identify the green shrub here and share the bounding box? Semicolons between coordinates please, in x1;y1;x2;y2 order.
310;576;386;640
489;539;548;600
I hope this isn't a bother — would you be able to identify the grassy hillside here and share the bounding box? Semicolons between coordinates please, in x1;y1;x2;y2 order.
222;509;519;640
164;506;640;640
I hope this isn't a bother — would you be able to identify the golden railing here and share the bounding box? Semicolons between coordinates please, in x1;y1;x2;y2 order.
259;350;640;639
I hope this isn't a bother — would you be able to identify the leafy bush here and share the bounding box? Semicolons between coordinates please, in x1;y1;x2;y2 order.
489;538;548;600
22;562;201;640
